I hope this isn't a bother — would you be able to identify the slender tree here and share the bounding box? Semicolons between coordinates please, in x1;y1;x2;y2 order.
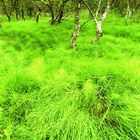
82;0;117;44
70;0;81;48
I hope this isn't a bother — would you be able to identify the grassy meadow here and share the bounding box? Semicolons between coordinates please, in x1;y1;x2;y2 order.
0;14;140;139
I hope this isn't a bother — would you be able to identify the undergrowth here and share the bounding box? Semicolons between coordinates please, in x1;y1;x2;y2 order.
0;14;140;140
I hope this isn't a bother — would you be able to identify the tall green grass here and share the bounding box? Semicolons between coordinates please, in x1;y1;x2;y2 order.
0;14;140;140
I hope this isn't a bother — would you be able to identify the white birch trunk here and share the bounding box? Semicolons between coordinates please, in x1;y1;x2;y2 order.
70;3;81;48
92;2;110;44
125;1;132;25
92;21;103;44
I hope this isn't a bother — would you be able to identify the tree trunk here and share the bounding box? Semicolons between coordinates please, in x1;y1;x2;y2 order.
92;21;103;44
57;9;64;23
15;11;19;21
51;12;55;24
70;3;81;49
82;1;110;44
56;0;68;23
125;1;132;25
21;9;25;20
29;8;33;18
7;16;11;22
36;9;41;23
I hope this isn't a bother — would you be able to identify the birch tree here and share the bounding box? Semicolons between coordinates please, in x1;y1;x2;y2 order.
82;0;117;44
70;0;81;48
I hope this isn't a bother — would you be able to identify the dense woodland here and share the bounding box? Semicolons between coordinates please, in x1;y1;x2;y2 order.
1;0;140;140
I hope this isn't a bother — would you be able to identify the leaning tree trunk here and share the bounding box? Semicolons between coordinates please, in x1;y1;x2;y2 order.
70;2;81;49
56;0;69;23
57;7;64;23
51;11;55;25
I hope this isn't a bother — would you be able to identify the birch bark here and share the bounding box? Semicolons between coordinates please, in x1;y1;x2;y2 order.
70;2;81;48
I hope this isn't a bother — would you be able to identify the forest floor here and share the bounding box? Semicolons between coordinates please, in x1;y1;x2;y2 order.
0;14;140;140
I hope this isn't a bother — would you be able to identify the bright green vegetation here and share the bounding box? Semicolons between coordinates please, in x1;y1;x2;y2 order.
0;15;140;140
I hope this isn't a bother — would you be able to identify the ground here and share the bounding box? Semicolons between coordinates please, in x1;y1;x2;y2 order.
0;14;140;139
